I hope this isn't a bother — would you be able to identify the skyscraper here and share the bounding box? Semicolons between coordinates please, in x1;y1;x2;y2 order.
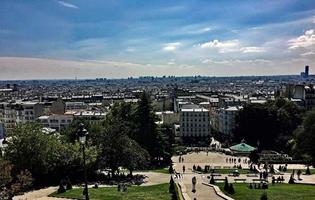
305;65;309;78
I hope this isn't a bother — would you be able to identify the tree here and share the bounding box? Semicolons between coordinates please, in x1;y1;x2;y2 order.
4;123;98;185
132;92;160;161
293;110;315;165
234;99;303;152
249;150;260;164
98;117;149;177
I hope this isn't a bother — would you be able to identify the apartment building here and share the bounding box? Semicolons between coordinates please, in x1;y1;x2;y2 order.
38;114;73;131
179;107;211;137
0;101;44;130
218;106;242;135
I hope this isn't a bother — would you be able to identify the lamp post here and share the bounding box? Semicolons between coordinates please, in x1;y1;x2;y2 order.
1;137;8;157
76;123;89;200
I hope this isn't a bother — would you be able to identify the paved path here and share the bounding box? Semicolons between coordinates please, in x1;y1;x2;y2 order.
179;173;224;200
13;187;72;200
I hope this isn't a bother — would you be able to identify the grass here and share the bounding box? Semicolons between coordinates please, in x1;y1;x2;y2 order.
216;183;315;200
50;183;172;200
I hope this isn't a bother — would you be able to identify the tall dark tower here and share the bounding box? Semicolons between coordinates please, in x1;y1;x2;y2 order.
305;65;309;78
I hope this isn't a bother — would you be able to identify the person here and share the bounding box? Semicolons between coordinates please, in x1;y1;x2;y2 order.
183;165;186;173
297;170;302;180
182;157;184;163
192;176;197;193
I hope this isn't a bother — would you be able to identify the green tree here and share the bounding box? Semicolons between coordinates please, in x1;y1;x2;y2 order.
132;92;159;160
4;123;98;185
293;110;315;165
234;99;303;152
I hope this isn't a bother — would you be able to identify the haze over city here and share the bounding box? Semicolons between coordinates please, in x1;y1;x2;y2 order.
0;0;314;80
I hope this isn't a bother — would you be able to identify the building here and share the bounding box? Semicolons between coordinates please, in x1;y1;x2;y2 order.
38;114;73;131
0;122;5;139
0;101;44;130
179;107;211;137
218;106;242;135
51;98;65;114
65;102;88;111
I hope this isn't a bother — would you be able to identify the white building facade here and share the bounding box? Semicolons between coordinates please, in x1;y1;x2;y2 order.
179;108;211;137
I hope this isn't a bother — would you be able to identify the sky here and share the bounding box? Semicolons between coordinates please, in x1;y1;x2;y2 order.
0;0;315;80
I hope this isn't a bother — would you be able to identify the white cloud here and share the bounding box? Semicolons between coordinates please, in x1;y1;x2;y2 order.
199;40;265;54
301;51;315;56
57;1;79;9
201;58;271;65
199;39;240;53
126;48;136;52
162;42;181;51
240;46;266;53
288;29;315;49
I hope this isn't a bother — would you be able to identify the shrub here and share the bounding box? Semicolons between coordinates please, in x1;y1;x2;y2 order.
224;177;229;191
261;192;268;200
169;177;175;194
228;183;235;194
210;175;215;184
57;181;66;193
306;166;311;175
169;165;174;174
288;175;295;184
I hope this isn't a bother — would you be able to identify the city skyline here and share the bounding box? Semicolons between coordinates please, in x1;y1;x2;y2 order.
0;0;315;80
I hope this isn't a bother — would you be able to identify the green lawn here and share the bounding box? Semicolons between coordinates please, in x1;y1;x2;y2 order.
50;183;171;200
217;183;315;200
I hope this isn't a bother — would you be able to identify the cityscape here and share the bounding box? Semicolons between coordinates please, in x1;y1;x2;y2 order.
1;1;315;200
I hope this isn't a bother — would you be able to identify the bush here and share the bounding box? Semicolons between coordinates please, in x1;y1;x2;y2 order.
210;175;215;184
169;177;175;194
169;165;174;174
288;175;295;184
228;183;235;194
57;181;66;193
261;192;268;200
66;180;72;190
224;177;229;191
306;166;311;175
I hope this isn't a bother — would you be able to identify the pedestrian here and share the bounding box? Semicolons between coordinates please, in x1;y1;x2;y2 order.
183;165;186;173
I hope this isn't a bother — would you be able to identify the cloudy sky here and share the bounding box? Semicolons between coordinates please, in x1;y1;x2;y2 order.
0;0;314;79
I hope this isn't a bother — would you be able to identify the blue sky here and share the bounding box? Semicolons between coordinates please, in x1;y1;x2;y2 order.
0;0;314;79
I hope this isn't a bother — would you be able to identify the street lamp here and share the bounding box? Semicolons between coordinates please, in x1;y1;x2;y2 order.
76;123;89;200
1;137;8;157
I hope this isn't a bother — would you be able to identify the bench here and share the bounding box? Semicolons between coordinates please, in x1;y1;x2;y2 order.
211;173;222;177
234;178;246;183
214;178;226;182
246;174;258;177
252;179;268;183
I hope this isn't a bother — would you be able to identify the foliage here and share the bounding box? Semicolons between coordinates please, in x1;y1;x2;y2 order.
224;177;229;192
293;110;315;165
288;175;295;184
210;175;215;184
234;98;303;152
228;183;235;194
169;177;175;194
249;150;260;164
4;123;98;185
0;160;13;186
260;192;268;200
